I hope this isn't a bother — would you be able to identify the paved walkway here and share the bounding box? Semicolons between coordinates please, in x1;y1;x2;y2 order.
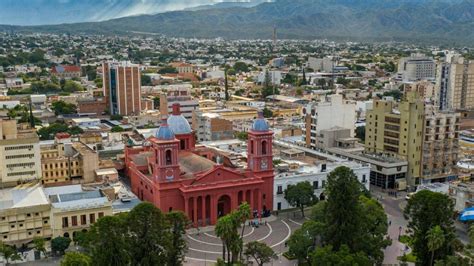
184;215;303;266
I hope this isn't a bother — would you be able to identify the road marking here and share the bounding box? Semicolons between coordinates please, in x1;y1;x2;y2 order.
243;226;255;237
203;232;218;238
187;235;222;246
188;247;222;254
257;222;272;242
271;220;292;248
288;219;303;225
185;256;217;263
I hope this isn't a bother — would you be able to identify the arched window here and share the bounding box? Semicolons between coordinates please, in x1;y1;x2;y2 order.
165;150;172;165
250;140;254;154
262;140;267;155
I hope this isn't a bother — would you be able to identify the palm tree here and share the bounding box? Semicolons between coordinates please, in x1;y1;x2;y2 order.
427;225;445;266
215;215;236;264
235;202;251;261
468;224;474;246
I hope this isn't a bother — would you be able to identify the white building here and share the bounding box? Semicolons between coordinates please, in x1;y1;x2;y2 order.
398;53;436;82
0;120;42;188
307;57;335;73
257;70;282;85
273;161;370;210
303;94;357;148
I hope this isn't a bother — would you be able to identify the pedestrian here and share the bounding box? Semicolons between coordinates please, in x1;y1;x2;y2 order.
389;220;392;226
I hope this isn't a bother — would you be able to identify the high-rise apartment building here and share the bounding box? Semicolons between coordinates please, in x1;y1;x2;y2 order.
397;53;436;82
422;105;460;182
0;120;42;188
365;92;424;187
102;61;141;116
436;54;474;110
366;92;462;187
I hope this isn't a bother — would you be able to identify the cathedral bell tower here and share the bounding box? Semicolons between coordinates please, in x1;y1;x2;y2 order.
151;117;180;181
247;111;273;172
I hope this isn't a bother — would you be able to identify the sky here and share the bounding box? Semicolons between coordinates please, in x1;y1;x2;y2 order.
0;0;270;26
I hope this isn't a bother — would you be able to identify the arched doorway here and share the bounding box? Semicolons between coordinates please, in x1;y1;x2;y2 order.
217;195;231;218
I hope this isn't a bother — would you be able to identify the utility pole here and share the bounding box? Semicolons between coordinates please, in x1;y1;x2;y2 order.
224;68;229;101
29;97;35;129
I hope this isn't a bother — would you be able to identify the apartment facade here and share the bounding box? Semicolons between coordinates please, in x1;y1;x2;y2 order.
365;92;424;187
0;120;42;188
192;111;234;142
422;105;461;182
436;54;474;110
103;61;142;116
0;184;51;245
398;53;436;82
303;94;356;149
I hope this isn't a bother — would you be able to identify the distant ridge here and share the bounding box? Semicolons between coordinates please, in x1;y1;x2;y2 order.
1;0;473;44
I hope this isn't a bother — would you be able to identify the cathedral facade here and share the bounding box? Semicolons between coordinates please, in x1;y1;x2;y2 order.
124;104;274;226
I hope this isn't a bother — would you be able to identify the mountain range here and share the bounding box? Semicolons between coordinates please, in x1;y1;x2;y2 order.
1;0;474;44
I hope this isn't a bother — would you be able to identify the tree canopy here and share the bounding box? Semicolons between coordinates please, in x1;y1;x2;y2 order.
404;190;456;265
51;100;77;115
284;181;317;217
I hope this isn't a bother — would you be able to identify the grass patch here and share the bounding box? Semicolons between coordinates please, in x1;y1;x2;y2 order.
282;251;296;260
398;252;416;263
399;235;413;247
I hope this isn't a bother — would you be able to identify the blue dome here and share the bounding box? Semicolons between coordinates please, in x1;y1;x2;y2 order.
167;115;192;135
155;123;175;140
252;111;269;132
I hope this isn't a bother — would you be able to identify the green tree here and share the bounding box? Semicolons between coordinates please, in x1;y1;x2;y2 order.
311;245;371;266
235;132;248;141
33;237;47;258
244;241;277;266
83;215;130;265
110;114;123;121
434;255;472;266
427;226;445;266
284;181;317;217
63;80;84;92
296;87;303;96
166;211;188;266
141;74;152;86
153;96;160;109
287;220;324;264
215;214;238;264
111;126;125;132
404;190;455;265
158;66;178;74
233;62;249;73
127;202;170;266
262;107;273;118
51;101;77;115
61;252;92;266
325;166;363;251
51;236;71;256
0;242;21;265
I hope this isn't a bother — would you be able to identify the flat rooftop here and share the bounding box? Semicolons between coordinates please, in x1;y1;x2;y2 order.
0;183;49;211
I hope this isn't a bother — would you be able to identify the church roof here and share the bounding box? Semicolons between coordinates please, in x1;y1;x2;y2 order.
251;110;269;132
167;103;192;134
178;151;215;176
155;118;175;140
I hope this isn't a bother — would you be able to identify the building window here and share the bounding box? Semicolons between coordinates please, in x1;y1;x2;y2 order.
313;181;319;189
81;215;87;225
277;202;281;210
262;140;268;155
362;175;366;183
90;214;96;224
165;150;172;165
98;212;104;218
277;186;283;194
62;217;68;228
72;216;77;226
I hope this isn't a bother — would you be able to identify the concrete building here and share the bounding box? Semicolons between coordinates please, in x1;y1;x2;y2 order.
159;87;199;124
257;70;282;85
102;61;142;116
0;120;42;188
0;183;51;245
274;161;370;210
397;53;436;82
303;94;356;149
44;185;112;239
404;81;436;102
449;182;474;212
365;92;424;187
422;105;461;183
192;111;234;142
307;57;335;73
40;134;99;185
459;129;474;158
436;54;474;110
